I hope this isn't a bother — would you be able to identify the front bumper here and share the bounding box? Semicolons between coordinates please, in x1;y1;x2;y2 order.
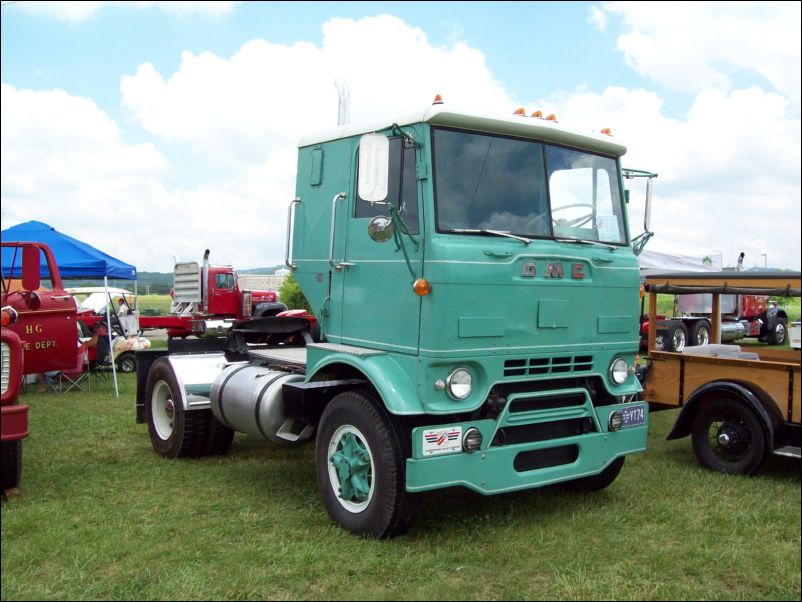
406;400;648;494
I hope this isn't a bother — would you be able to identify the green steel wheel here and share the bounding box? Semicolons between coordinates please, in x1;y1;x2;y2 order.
315;390;420;538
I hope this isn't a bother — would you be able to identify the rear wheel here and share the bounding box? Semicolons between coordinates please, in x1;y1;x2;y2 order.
664;322;688;352
117;352;137;373
691;399;766;474
690;322;710;347
145;358;207;458
315;390;419;538
767;317;787;346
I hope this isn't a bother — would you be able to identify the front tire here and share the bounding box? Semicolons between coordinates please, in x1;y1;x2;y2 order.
691;399;766;474
767;317;787;346
1;440;23;491
117;352;137;373
315;390;419;538
564;457;625;492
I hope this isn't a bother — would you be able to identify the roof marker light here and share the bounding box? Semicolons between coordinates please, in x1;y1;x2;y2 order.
433;94;443;105
513;107;527;116
531;110;543;118
601;127;612;136
545;114;558;121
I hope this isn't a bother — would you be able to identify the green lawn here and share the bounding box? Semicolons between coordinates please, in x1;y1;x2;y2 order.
2;376;799;600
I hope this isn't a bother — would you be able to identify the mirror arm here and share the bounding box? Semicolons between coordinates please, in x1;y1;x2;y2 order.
391;123;420;148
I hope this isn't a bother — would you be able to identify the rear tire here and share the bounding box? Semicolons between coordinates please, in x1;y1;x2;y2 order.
1;440;23;491
691;398;765;474
766;317;787;346
145;358;207;458
315;390;420;538
690;322;710;347
117;352;137;374
665;322;688;352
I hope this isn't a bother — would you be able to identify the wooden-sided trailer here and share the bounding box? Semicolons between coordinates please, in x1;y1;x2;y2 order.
641;271;801;474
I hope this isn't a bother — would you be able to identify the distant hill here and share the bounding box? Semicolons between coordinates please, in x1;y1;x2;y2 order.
64;265;286;295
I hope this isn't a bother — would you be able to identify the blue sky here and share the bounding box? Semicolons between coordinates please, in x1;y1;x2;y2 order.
1;1;800;271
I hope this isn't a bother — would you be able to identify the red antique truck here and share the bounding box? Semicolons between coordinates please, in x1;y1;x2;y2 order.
1;242;79;490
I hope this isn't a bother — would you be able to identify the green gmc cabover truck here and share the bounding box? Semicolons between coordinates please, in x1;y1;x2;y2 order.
136;100;650;538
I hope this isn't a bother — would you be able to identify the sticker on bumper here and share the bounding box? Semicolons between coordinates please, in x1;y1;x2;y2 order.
422;427;462;456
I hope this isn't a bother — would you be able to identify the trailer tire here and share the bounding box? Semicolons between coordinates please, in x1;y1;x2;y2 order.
1;440;22;491
145;358;207;458
315;390;420;538
691;398;766;475
564;457;625;492
766;317;787;346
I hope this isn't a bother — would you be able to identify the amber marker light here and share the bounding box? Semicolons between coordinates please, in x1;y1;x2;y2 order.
545;114;557;121
601;127;612;136
531;110;543;118
513;107;527;116
433;94;444;105
413;278;432;296
640;285;645;299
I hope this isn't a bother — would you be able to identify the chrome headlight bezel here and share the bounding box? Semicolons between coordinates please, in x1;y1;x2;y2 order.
445;367;472;400
609;357;629;385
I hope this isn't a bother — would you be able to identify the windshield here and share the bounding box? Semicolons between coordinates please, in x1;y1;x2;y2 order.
432;128;628;245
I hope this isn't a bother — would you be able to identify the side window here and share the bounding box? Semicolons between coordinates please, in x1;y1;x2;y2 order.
216;273;234;289
356;137;420;234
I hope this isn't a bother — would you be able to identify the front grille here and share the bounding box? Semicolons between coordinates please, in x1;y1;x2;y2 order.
513;445;579;472
1;342;10;394
508;392;587;413
492;417;595;447
503;355;593;378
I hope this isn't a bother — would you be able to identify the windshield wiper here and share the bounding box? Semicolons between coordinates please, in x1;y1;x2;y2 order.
555;237;619;251
450;228;533;245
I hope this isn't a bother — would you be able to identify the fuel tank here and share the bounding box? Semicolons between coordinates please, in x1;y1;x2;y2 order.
210;365;314;445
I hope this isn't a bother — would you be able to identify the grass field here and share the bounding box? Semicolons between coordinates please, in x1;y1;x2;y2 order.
2;374;799;600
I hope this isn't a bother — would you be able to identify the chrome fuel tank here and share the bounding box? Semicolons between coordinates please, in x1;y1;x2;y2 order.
210;364;313;444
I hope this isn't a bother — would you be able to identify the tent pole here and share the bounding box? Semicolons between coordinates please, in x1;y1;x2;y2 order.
105;276;119;398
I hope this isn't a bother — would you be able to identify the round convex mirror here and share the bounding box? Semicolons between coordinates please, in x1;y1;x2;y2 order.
367;215;395;243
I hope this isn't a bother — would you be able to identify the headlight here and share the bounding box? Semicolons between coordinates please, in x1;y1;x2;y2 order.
446;368;472;400
609;358;628;385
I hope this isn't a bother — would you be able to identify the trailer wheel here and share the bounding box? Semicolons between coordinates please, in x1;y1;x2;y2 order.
691;398;766;475
1;440;22;491
564;457;625;492
767;317;787;346
145;358;207;458
690;322;710;347
315;390;420;538
117;352;137;374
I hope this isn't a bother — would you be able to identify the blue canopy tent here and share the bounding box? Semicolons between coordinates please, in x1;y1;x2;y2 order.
1;221;138;397
1;221;136;280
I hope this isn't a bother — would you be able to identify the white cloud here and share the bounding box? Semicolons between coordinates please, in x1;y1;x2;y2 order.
2;12;799;273
600;1;801;104
14;1;238;23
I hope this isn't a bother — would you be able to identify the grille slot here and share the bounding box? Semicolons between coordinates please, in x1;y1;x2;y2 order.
513;445;579;472
503;355;594;378
509;393;587;413
492;418;595;447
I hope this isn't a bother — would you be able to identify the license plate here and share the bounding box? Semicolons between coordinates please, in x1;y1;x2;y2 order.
621;404;646;427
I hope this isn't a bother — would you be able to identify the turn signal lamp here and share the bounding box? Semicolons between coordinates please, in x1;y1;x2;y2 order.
462;428;483;453
640;285;645;299
531;110;543;118
601;127;612;136
545;114;557;121
608;411;624;431
413;278;432;296
1;307;18;326
433;94;443;105
513;107;527;116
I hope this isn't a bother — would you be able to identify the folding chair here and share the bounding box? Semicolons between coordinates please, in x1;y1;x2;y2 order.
88;335;114;386
56;351;90;393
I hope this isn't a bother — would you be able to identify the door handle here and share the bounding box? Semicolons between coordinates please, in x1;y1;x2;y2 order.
484;250;512;258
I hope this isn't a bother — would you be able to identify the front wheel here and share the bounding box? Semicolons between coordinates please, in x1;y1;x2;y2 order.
117;352;137;373
691;399;766;474
564;457;625;492
315;390;419;538
1;440;22;491
767;317;787;346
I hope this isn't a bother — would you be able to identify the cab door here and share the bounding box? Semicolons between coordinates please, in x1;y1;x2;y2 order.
1;243;78;374
209;270;240;316
339;135;424;354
